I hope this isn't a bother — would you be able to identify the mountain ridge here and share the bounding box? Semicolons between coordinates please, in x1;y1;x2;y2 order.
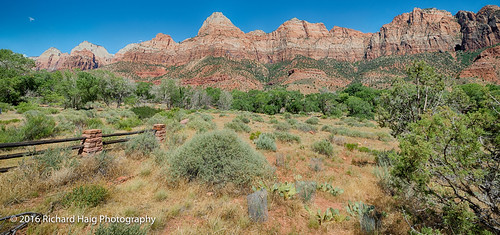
35;5;500;90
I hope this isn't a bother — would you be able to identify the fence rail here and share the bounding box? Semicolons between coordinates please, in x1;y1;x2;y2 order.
0;127;162;174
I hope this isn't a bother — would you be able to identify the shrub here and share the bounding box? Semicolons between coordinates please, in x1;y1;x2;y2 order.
321;125;377;139
186;114;216;132
115;117;142;131
130;106;161;119
146;113;169;126
287;118;298;126
312;140;334;157
340;117;376;128
0;126;23;143
168;130;272;186
328;135;346;146
125;132;159;157
224;119;251;133
305;117;319;125
0;102;13;111
296;123;317;132
22;110;57;140
95;223;147;235
235;114;250;124
273;131;301;143
33;148;73;177
63;184;108;208
296;181;317;202
85;118;104;129
268;117;278;124
249;131;262;141
273;122;291;131
255;133;277;151
166;132;187;149
0;119;20;125
252;115;265;122
16;102;39;114
344;143;359;151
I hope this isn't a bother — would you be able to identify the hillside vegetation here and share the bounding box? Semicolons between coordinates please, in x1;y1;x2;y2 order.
0;49;499;234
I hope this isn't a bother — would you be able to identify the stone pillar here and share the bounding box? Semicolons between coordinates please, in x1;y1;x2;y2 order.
153;124;166;142
81;129;103;156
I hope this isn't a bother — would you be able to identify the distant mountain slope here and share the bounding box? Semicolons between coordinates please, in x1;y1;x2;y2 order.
36;5;500;89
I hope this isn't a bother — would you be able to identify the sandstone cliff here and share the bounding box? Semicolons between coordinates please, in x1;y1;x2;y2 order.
37;41;113;71
456;5;500;51
35;5;500;89
460;45;500;84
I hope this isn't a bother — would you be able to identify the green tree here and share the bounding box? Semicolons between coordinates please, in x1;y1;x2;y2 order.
0;49;35;104
217;90;233;110
135;82;154;100
378;61;446;136
153;79;184;108
345;96;373;119
98;71;134;107
393;107;499;233
76;71;101;105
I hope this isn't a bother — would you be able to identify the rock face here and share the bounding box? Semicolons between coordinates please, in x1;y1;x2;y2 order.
366;8;462;59
35;5;500;88
456;5;500;51
460;45;500;84
36;41;112;71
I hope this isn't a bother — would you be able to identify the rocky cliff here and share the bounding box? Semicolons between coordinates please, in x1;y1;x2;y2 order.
460;45;500;84
36;41;113;71
456;5;500;51
36;5;500;88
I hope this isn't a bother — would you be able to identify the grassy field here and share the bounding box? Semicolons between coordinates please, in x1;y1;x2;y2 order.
0;108;408;234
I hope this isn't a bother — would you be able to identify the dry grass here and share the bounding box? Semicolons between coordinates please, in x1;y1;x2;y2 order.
0;109;408;234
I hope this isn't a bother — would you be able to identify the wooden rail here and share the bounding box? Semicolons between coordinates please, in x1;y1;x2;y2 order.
0;129;154;173
0;136;86;149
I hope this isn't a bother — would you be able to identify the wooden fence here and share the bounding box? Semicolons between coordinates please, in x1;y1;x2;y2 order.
0;124;166;173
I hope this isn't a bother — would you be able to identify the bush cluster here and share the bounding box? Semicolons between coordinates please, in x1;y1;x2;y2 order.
255;133;277;151
312;140;334;157
168;130;272;186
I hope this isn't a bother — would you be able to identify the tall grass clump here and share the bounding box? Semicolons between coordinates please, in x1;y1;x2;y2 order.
0;126;23;143
312;140;334;157
63;184;108;208
224;119;251;133
255;133;277;151
168;130;272;187
125;132;159;158
95;223;148;235
22;110;57;140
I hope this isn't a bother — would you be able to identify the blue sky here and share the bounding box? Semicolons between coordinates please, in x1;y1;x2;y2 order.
0;0;497;56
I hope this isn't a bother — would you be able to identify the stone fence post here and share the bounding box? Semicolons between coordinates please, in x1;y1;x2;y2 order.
81;129;103;156
153;124;166;142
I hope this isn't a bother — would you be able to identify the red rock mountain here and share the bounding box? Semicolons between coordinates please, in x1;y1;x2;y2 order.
35;5;500;87
36;41;113;71
460;45;500;83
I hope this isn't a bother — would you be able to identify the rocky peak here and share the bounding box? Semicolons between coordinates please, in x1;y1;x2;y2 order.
141;33;178;49
71;41;113;59
39;47;63;57
197;12;244;36
456;5;500;50
277;18;329;38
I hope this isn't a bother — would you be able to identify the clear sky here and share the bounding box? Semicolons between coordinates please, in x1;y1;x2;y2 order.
0;0;497;57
